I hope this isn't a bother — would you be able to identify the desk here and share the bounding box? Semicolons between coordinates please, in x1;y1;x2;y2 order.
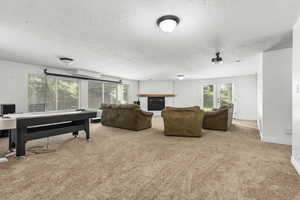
0;110;97;158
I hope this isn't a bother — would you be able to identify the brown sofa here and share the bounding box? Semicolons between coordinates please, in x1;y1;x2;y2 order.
203;104;234;131
161;106;205;137
101;104;153;131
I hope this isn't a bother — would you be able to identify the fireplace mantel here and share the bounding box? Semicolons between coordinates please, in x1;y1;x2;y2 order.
138;94;176;97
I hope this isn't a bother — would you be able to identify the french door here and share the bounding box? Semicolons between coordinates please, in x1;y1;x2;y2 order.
202;83;234;110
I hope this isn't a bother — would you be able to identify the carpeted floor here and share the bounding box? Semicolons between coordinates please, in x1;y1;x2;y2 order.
0;117;299;200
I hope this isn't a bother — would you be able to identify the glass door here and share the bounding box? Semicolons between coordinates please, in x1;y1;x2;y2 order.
217;83;233;107
202;82;234;111
202;84;216;111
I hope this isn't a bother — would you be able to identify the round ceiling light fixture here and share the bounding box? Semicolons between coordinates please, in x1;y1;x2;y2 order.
176;74;185;80
59;57;74;66
157;15;180;33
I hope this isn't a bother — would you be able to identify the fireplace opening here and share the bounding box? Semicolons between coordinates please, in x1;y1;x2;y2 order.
148;97;165;111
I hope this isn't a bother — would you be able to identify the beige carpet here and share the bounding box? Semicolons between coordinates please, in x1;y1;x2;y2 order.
0;117;299;200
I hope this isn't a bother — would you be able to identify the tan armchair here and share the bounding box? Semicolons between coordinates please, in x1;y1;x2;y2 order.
203;104;234;131
161;106;205;137
101;104;153;131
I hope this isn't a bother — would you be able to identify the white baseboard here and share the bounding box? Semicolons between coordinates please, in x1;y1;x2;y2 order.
261;136;292;145
291;156;300;176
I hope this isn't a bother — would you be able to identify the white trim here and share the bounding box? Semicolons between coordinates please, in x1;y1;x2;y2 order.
257;119;263;139
291;156;300;176
102;82;105;104
261;136;291;145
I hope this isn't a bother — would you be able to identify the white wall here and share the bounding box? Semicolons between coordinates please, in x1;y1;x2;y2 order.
292;19;300;175
235;75;258;120
138;81;175;116
174;80;202;108
0;60;39;113
260;48;293;145
0;59;138;113
257;53;263;135
139;75;257;120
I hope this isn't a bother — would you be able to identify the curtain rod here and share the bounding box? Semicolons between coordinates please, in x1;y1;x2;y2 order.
43;69;122;84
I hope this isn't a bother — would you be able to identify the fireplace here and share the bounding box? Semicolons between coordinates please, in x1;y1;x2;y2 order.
148;97;165;111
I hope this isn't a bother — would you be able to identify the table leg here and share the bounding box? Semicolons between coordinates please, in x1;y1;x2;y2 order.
84;119;90;140
73;131;79;137
8;130;13;152
16;127;26;158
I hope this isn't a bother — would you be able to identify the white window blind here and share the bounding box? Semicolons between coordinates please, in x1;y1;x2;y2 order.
117;84;129;104
88;81;129;109
28;74;79;112
88;81;103;109
28;74;47;112
104;83;118;104
57;79;79;110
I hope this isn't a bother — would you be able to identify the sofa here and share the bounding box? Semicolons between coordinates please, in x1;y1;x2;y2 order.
203;104;234;131
161;106;205;137
101;104;153;131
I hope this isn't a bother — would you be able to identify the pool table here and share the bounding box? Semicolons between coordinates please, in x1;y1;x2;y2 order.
0;110;97;159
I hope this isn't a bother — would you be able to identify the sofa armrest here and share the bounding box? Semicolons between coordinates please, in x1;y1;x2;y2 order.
203;109;229;131
205;109;228;118
139;110;154;117
161;110;165;118
135;110;153;131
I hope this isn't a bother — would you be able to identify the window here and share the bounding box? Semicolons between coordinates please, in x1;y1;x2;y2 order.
203;84;214;110
201;83;234;111
28;74;47;112
28;74;79;112
87;81;129;109
117;84;129;104
46;76;57;111
57;79;79;110
219;83;233;106
104;83;118;104
29;74;130;112
88;81;103;109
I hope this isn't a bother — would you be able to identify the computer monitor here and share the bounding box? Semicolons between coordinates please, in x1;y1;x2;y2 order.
0;104;16;115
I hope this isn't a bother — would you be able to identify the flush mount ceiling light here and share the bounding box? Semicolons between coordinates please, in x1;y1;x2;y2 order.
176;74;185;80
157;15;180;33
211;52;223;64
59;57;74;66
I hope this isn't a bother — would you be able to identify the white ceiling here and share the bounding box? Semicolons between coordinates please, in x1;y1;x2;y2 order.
0;0;299;80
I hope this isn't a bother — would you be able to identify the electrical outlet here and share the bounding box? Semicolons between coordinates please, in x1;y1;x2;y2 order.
285;128;292;135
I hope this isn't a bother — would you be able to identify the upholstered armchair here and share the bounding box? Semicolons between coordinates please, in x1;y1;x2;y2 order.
203;104;234;131
161;106;205;137
101;104;153;131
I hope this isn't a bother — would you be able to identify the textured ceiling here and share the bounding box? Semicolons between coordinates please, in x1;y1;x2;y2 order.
0;0;299;80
